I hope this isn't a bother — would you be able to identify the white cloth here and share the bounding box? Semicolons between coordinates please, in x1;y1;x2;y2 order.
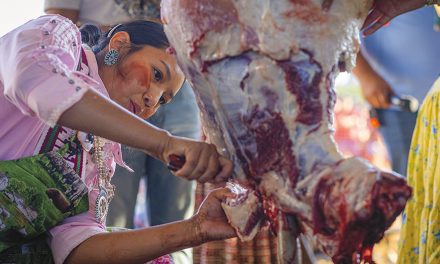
44;0;160;26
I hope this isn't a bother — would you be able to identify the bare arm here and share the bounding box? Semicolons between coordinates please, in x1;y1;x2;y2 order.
352;51;373;82
58;89;233;181
352;51;392;108
58;89;170;161
66;218;199;264
65;188;236;264
45;8;79;24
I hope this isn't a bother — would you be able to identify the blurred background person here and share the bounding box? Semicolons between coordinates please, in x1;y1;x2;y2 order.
44;1;201;263
353;6;440;176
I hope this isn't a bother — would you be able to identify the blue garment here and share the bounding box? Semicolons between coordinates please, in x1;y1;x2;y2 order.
375;109;418;175
361;7;440;104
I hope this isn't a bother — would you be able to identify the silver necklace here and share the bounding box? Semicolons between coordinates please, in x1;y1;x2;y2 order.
93;136;115;223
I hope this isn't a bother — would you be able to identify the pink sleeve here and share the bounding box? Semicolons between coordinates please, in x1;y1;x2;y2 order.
0;15;99;127
48;212;106;264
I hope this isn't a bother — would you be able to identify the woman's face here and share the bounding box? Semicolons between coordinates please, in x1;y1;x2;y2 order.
107;44;185;119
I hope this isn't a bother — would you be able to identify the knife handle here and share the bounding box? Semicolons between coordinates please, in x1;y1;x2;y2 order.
168;154;186;171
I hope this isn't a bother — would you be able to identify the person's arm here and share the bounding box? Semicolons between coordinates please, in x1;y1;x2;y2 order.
58;89;232;182
67;217;201;264
352;51;393;108
45;8;79;24
362;0;427;36
65;188;237;264
59;89;169;164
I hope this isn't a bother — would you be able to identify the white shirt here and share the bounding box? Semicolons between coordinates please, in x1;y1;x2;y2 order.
44;0;161;26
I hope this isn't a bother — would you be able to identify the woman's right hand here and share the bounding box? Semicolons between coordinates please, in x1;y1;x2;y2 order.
161;135;234;183
362;0;426;36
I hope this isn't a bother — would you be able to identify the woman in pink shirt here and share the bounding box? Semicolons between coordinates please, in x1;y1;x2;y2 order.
0;15;235;264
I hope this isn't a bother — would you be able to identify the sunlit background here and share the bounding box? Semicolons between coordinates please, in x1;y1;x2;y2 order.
0;1;44;37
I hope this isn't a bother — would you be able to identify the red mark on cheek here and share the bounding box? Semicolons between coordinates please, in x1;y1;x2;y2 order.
128;63;152;89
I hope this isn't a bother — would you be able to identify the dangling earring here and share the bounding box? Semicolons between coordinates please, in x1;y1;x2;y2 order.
104;49;119;66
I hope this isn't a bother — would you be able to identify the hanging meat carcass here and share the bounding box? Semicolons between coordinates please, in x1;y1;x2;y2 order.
161;0;412;263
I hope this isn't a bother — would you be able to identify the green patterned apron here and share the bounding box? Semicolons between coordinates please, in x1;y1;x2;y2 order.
0;126;89;263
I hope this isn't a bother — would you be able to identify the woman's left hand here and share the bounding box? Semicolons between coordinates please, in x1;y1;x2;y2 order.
162;135;234;183
192;188;237;243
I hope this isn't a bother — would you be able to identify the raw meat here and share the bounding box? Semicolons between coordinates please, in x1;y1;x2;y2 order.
161;0;412;263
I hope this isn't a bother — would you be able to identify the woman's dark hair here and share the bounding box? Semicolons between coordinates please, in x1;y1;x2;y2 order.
79;20;169;55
